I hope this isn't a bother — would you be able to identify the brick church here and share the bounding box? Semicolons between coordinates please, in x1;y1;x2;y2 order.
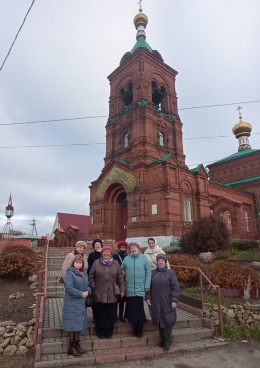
88;6;260;246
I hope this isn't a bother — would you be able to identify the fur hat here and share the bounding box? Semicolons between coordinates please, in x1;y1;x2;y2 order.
117;240;128;249
156;254;168;263
92;238;103;248
101;246;112;254
75;241;87;249
128;242;140;250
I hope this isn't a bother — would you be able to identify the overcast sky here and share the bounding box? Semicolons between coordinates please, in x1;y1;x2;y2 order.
0;0;259;236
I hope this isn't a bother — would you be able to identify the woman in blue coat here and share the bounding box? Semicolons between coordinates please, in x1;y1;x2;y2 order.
62;255;91;357
121;242;151;337
146;254;180;351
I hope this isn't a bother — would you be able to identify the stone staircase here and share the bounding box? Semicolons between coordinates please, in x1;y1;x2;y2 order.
34;247;227;367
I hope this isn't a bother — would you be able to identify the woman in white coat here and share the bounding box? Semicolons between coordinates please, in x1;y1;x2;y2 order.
144;238;169;270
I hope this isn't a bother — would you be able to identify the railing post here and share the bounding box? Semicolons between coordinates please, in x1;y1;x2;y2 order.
199;272;204;310
216;286;224;337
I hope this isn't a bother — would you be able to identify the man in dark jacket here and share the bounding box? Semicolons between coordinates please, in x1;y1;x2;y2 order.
146;254;180;351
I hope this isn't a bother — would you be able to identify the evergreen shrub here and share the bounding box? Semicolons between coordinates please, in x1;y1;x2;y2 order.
179;216;230;254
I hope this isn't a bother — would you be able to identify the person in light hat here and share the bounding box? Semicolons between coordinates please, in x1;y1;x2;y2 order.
61;241;88;280
121;242;151;337
89;245;125;339
145;254;180;351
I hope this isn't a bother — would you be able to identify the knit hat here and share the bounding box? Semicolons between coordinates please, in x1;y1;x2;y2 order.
117;240;128;249
156;254;167;264
75;241;87;249
101;246;112;254
92;238;103;248
128;242;140;250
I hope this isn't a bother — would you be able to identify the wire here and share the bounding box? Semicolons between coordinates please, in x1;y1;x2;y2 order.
0;132;259;149
178;99;260;110
0;143;106;149
0;115;108;126
0;99;259;126
71;197;90;214
0;1;36;72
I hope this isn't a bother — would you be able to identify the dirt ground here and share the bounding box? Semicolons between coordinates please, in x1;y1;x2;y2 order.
0;278;36;368
0;278;35;323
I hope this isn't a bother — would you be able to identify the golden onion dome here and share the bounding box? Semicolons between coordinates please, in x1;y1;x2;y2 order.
232;117;252;138
134;12;148;27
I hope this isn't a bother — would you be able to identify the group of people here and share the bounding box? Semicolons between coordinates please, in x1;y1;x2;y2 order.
61;238;180;357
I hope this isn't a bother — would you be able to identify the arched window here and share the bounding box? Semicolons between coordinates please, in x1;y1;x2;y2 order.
123;133;129;148
244;210;249;232
184;198;191;221
159;131;164;146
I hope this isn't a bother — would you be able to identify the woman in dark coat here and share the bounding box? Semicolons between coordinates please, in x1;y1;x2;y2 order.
113;240;128;322
87;239;103;322
62;255;91;357
89;246;125;339
146;254;180;351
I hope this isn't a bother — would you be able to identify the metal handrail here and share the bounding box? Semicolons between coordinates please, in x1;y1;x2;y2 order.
170;264;224;337
44;236;49;299
34;236;49;361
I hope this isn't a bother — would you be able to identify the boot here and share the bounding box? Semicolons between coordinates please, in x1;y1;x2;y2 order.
132;324;138;337
68;342;82;357
75;340;86;354
157;328;164;347
136;324;143;338
162;327;172;351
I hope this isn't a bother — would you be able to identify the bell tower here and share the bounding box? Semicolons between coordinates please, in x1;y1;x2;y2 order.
88;4;209;245
105;5;186;167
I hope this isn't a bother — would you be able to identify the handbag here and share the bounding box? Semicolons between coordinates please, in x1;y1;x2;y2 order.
106;268;121;296
85;294;93;308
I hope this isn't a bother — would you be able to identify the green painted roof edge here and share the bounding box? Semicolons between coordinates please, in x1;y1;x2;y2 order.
131;39;153;54
226;175;260;186
146;153;172;166
209;179;260;230
208;148;259;166
113;158;133;167
190;164;202;173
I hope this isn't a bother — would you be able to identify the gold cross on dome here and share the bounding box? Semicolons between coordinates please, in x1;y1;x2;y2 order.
237;106;242;118
138;0;143;11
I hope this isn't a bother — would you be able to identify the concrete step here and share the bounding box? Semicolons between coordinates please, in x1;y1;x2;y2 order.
42;318;203;339
47;285;64;292
34;338;227;367
40;327;213;355
47;291;64;298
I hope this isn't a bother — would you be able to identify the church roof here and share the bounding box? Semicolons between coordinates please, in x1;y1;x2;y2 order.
131;38;153;54
189;164;202;172
225;175;260;186
208;148;259;166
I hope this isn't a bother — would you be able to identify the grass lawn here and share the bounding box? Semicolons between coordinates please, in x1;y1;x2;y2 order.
227;250;260;262
181;287;251;308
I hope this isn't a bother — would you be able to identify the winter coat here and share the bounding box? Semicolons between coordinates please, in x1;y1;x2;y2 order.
87;250;102;274
144;238;170;270
61;251;88;279
146;267;180;329
89;259;125;303
61;267;91;332
121;253;151;297
113;250;127;266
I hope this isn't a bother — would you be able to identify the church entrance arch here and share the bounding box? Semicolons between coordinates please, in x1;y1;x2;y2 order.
104;183;128;241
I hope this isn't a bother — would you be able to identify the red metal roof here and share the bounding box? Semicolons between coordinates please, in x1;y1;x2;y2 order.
57;213;90;236
68;225;79;230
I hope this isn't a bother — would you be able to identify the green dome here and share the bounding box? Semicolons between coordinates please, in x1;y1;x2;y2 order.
131;39;152;54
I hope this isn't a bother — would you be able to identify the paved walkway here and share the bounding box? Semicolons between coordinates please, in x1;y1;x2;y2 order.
43;296;199;329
